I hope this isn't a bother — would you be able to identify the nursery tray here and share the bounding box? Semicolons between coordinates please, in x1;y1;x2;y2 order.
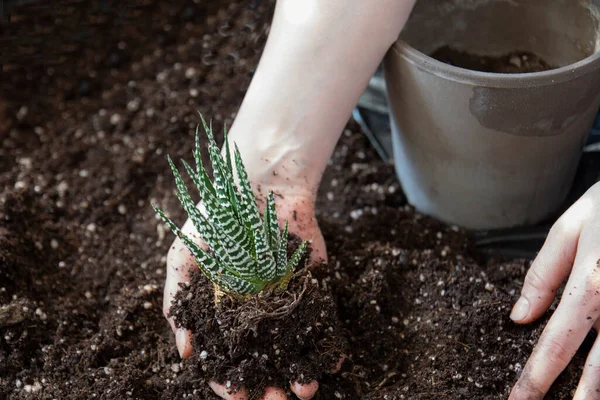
355;67;600;260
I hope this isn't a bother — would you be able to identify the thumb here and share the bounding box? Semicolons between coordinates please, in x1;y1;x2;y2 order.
511;198;589;324
164;217;203;358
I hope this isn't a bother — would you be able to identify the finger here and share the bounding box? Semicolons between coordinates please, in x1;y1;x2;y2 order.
290;381;318;400
209;381;249;400
509;294;597;398
511;199;588;324
573;326;600;400
164;218;203;358
163;236;193;331
308;231;327;265
260;387;287;400
175;328;193;359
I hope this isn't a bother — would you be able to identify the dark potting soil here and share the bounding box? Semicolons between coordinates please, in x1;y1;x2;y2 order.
431;45;556;73
170;261;346;398
0;1;590;399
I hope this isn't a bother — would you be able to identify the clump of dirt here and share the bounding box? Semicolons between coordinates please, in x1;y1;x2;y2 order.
431;45;556;73
170;265;346;398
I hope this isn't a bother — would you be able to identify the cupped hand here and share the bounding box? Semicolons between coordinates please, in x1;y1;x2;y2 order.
164;191;329;400
509;182;600;399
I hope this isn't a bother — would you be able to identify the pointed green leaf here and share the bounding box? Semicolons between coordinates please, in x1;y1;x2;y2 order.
265;191;280;251
167;156;229;264
223;125;234;181
226;178;242;226
253;228;276;281
182;159;214;199
223;129;245;225
192;127;216;196
183;158;259;276
276;221;289;277
153;204;259;294
172;191;226;264
234;144;262;231
263;195;271;250
152;205;223;279
155;117;309;296
198;114;211;140
221;275;261;295
211;222;257;281
205;125;231;205
185;141;250;247
285;241;307;276
202;118;235;188
179;160;256;280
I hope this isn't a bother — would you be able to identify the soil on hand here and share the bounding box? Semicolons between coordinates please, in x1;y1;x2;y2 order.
0;1;589;399
170;261;346;398
431;45;556;73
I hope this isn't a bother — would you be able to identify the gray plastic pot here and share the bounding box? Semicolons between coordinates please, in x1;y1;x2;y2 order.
383;0;600;230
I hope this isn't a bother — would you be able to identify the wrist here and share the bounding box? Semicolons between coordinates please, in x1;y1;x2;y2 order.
226;126;326;202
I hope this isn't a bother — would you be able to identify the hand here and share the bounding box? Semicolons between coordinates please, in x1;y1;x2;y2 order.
164;189;328;400
509;182;600;399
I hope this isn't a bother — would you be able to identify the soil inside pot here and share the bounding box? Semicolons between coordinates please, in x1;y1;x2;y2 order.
0;1;590;399
431;45;556;73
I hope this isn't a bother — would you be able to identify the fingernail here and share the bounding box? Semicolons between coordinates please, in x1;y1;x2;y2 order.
176;329;187;358
510;297;530;321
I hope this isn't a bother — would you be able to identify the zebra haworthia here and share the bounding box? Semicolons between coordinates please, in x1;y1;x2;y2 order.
152;116;307;295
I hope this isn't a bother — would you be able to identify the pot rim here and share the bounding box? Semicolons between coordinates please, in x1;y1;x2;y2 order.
391;39;600;88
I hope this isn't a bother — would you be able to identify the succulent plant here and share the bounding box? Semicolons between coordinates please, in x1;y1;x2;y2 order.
152;118;307;296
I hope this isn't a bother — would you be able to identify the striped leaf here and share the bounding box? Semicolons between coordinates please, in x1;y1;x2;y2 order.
167;157;225;261
211;222;257;281
223;125;234;183
220;275;261;295
181;159;214;200
156;116;309;297
285;240;307;276
265;191;280;250
222;127;246;221
192;127;216;196
276;221;289;278
179;160;256;281
253;228;276;281
206;144;248;245
152;205;257;293
185;143;250;248
152;205;223;280
167;157;222;259
207;138;234;210
234;144;261;231
262;195;271;250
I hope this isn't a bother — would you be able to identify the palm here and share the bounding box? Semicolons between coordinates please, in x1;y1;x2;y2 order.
164;192;325;400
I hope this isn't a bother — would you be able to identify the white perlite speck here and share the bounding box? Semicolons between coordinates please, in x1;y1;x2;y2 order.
185;67;196;79
110;114;122;125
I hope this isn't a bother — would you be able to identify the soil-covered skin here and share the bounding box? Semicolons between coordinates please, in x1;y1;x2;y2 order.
0;1;589;399
431;45;556;73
